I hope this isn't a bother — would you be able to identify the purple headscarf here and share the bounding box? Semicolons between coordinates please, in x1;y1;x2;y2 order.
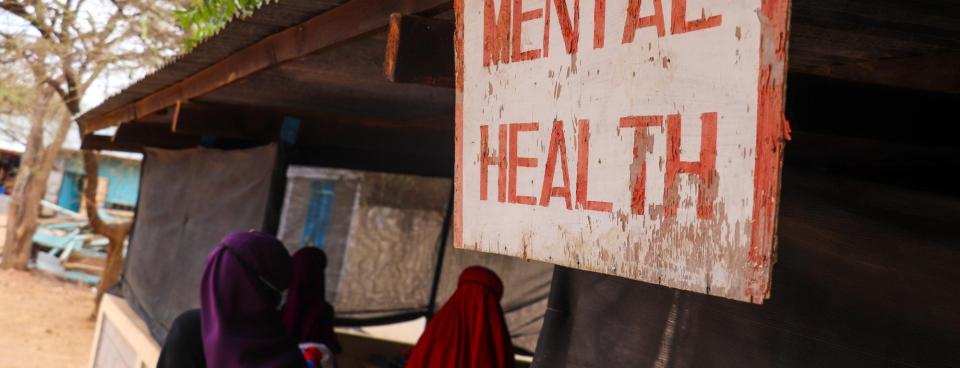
200;231;306;368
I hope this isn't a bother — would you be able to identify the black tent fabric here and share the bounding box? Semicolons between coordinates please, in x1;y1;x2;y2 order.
122;144;279;342
532;168;960;367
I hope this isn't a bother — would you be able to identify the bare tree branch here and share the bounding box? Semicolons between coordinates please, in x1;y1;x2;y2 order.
0;1;61;43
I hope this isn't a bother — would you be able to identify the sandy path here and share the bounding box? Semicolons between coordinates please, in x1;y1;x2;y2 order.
0;269;96;368
0;195;95;367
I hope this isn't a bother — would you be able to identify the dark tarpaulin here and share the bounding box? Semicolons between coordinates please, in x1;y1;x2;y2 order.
532;168;960;367
122;144;280;342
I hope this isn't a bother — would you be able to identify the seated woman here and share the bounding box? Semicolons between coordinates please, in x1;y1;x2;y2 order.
405;266;515;368
157;309;205;368
282;247;342;368
159;231;306;368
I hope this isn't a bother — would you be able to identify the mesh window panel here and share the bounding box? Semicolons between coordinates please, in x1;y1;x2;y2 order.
277;166;451;319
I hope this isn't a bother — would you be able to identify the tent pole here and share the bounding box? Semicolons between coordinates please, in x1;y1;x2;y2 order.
426;186;454;320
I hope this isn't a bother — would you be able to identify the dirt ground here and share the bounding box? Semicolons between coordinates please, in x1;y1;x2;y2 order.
0;269;96;368
0;203;97;368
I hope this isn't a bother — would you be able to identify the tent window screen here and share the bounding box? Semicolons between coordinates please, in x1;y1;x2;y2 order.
278;166;452;319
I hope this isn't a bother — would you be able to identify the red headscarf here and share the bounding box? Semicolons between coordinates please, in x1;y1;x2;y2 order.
406;266;515;368
281;247;342;353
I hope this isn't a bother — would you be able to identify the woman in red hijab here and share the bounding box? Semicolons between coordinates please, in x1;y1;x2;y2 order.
406;266;515;368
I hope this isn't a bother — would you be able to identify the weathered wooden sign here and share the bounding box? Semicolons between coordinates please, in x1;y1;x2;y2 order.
453;0;789;303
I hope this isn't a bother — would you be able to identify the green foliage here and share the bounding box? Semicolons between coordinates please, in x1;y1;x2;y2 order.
174;0;266;49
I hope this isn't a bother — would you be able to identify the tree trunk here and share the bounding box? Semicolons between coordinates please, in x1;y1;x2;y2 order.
13;112;73;266
1;166;36;269
9;170;47;267
81;151;132;311
0;89;68;270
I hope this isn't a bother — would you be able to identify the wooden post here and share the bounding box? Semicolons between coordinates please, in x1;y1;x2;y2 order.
82;151;133;316
384;13;455;87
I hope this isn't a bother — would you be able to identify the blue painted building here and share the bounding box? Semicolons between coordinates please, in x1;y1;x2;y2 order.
57;153;141;211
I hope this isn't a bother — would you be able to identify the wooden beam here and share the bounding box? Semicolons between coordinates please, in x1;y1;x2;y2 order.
791;0;960;51
384;13;454;88
172;103;285;139
170;100;182;131
287;144;453;178
786;132;960;168
795;52;960;94
81;135;144;153
296;116;453;157
170;101;452;143
105;123;203;151
81;0;452;134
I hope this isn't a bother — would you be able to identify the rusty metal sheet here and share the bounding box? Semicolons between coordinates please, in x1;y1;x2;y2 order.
454;0;790;303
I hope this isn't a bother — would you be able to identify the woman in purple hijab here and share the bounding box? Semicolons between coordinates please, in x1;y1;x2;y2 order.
200;231;306;368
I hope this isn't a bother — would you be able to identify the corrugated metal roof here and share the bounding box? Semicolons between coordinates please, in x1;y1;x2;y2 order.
76;0;345;126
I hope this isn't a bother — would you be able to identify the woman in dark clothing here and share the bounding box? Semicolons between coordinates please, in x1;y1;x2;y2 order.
157;309;205;368
282;247;341;367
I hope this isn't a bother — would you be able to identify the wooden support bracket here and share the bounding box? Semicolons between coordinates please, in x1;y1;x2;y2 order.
384;13;455;88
